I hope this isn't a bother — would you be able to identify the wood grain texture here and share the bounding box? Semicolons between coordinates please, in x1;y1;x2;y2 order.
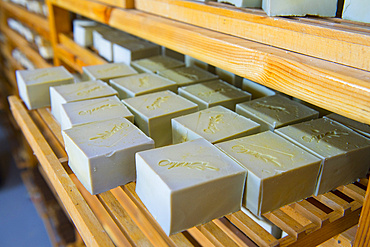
8;96;115;247
135;0;370;72
2;26;52;68
0;0;50;40
354;180;370;247
93;0;134;8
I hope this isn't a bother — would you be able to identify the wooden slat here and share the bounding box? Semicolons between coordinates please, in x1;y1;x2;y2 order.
354;180;370;247
187;227;215;247
94;0;134;8
58;33;107;65
2;26;52;68
135;0;370;72
197;221;239;247
336;225;357;247
8;95;114;247
314;193;352;217
338;184;366;204
55;44;84;73
37;108;64;148
226;211;279;247
293;200;330;228
0;0;50;40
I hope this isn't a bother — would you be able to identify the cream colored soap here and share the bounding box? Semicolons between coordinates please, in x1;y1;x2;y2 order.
99;34;139;62
122;91;198;147
16;66;74;110
185;55;208;70
236;95;319;131
131;55;185;73
50;80;118;124
262;0;338;16
109;73;177;99
342;0;370;24
161;47;185;62
242;78;276;99
226;0;262;7
82;63;138;83
63;117;154;195
158;66;218;88
324;113;370;138
113;40;161;65
73;19;99;47
178;79;251;110
276;118;370;195
172;105;260;144
60;96;134;130
215;67;243;87
135;138;246;235
216;131;321;216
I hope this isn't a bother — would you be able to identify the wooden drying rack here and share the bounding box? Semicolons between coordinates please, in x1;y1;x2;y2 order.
8;95;369;246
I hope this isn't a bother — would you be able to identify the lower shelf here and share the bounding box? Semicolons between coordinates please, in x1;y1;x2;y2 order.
9;95;367;247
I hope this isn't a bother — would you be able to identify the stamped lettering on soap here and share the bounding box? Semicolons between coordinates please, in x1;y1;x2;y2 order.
204;114;224;134
77;86;104;96
147;96;171;110
252;102;290;114
89;122;129;140
78;103;119;115
29;72;56;81
198;88;226;97
302;130;349;143
176;69;199;81
138;76;150;88
158;159;219;171
232;144;294;168
97;65;122;74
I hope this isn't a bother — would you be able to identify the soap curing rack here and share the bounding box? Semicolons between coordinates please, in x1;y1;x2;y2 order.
1;0;370;245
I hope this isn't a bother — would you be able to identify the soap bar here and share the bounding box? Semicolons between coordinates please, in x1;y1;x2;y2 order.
262;0;338;16
99;33;139;62
122;91;198;147
342;0;370;24
16;66;74;110
236;95;319;131
242;78;276;99
324;113;370;138
113;40;161;65
63;117;154;195
110;73;177;99
185;55;208;70
162;47;185;62
216;131;321;216
60;96;134;130
158;66;218;88
131;55;185;73
275;118;370;195
215;67;243;87
50;80;118;124
172;105;260;144
82;63;138;83
178;79;251;110
224;0;262;7
136;138;246;235
73;19;99;47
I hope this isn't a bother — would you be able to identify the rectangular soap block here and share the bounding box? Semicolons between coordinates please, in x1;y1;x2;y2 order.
262;0;338;16
50;80;118;124
178;79;251;110
242;78;276;99
122;91;198;147
158;66;218;88
16;66;74;110
236;95;319;131
215;67;243;87
275;118;370;195
60;96;134;130
172;105;260;144
109;73;177;99
136;138;246;235
99;33;139;62
63;117;154;195
324;113;370;138
216;131;321;216
342;0;370;23
161;47;185;62
131;55;185;73
73;19;99;47
185;55;208;70
226;0;262;7
82;63;138;83
113;40;161;65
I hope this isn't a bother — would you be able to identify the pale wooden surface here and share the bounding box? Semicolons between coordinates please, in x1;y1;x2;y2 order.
93;0;134;8
354;179;370;247
47;0;370;125
135;0;370;72
0;0;50;40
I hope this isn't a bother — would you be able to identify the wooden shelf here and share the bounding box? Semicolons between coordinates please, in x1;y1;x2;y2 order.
9;95;368;247
1;26;52;68
0;0;50;40
135;0;370;72
48;0;370;125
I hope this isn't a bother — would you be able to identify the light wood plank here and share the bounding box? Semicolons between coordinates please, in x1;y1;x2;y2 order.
135;0;370;72
314;193;351;217
2;26;51;68
8;95;114;247
55;44;84;73
197;221;239;247
94;0;134;8
338;184;366;204
0;0;50;40
293;200;330;228
354;180;370;247
37;108;64;148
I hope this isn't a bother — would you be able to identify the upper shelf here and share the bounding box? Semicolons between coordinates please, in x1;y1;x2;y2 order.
135;0;370;72
0;0;50;40
48;0;370;125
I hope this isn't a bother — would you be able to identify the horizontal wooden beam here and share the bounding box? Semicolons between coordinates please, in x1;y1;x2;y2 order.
93;0;134;8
